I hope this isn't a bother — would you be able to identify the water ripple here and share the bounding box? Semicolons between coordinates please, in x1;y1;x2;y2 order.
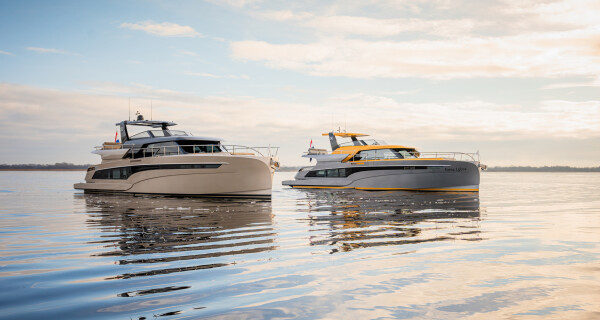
0;171;598;319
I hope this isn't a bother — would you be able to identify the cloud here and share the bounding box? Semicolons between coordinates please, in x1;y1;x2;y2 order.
26;47;79;56
542;77;600;89
233;0;600;80
499;0;600;28
0;50;14;56
185;72;249;79
257;11;477;38
327;93;600;141
231;25;600;79
1;83;598;166
0;82;320;164
119;21;202;38
308;16;476;38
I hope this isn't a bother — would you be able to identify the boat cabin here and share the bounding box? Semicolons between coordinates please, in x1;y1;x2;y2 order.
112;118;223;158
322;132;419;162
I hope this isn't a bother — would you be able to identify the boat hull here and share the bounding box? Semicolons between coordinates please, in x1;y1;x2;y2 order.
74;154;274;197
282;160;480;192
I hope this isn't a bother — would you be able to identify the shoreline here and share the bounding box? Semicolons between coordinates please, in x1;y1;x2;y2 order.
0;169;86;171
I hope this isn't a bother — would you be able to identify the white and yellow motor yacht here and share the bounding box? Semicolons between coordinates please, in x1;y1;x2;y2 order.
74;114;279;197
282;132;482;192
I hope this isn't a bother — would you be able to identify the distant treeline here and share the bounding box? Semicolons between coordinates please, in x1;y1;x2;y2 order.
278;166;600;172
486;166;600;172
277;166;303;172
0;162;89;170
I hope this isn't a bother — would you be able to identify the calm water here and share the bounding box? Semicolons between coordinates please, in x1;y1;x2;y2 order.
0;171;599;319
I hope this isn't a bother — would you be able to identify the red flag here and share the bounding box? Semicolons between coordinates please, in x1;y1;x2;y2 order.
115;131;118;142
309;139;313;148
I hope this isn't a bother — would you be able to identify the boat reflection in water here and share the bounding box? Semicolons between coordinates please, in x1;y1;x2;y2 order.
76;191;480;318
81;193;275;282
299;189;481;254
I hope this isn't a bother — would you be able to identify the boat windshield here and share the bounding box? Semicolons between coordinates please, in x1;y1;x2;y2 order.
338;139;388;147
129;131;152;139
169;130;188;136
129;130;189;140
351;148;418;161
150;130;166;137
362;139;387;146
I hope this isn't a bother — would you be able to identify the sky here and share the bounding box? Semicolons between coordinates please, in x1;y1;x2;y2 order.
0;0;599;167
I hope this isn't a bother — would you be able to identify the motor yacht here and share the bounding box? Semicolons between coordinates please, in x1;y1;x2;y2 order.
282;132;482;191
74;114;279;197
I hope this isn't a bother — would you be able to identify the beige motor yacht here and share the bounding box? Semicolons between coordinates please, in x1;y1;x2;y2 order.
74;114;279;197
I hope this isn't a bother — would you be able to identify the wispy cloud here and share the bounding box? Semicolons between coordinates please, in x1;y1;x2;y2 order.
0;50;14;56
1;83;598;166
327;93;600;141
185;71;249;79
257;11;477;38
233;0;600;80
543;77;600;89
231;25;600;79
205;0;263;8
26;47;79;56
120;21;202;38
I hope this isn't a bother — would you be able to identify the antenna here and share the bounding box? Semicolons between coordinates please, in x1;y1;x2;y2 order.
128;97;131;121
331;113;334;131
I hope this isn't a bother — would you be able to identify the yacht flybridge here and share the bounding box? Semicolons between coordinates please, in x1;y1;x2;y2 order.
282;132;482;192
74;114;279;197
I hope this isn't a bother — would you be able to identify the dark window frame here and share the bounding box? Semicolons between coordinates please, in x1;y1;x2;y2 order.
92;163;221;180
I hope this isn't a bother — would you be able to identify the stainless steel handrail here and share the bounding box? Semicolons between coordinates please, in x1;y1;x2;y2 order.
349;151;479;162
415;152;479;162
94;144;279;159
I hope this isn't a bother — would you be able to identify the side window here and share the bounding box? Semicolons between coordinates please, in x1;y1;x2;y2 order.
178;142;221;154
395;149;417;158
306;168;352;178
359;150;377;160
339;168;348;177
92;167;130;180
147;142;180;156
326;169;339;177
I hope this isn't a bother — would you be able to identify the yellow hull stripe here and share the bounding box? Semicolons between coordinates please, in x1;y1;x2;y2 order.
291;186;478;192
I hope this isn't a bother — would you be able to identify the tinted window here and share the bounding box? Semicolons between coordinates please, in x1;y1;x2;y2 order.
306;168;350;178
147;142;180;156
326;169;339;177
92;164;220;180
